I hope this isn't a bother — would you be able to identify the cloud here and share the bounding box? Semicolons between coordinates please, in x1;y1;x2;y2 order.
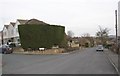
0;0;119;36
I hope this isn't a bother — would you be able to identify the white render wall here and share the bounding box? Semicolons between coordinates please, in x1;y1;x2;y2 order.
14;20;20;37
7;23;14;38
3;27;8;39
2;20;20;44
2;27;9;44
118;1;120;36
2;19;25;45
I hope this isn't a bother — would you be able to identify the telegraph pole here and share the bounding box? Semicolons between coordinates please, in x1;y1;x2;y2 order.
1;30;3;45
115;10;118;53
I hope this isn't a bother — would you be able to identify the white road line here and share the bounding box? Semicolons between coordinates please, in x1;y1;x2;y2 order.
104;51;120;75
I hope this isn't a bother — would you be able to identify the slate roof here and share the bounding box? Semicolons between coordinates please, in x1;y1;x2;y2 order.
25;19;47;25
10;22;16;27
17;19;28;24
4;25;9;29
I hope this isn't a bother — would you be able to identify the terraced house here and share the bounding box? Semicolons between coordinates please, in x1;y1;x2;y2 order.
1;19;47;46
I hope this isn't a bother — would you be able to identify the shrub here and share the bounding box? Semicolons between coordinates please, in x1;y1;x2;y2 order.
18;24;66;49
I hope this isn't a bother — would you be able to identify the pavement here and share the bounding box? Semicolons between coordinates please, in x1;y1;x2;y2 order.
12;48;82;55
104;49;119;74
0;53;2;76
2;47;117;74
0;48;2;75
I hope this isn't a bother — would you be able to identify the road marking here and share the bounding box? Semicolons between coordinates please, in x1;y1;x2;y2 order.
104;51;120;75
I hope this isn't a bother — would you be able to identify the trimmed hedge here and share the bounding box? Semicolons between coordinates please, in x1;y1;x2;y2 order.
18;24;66;49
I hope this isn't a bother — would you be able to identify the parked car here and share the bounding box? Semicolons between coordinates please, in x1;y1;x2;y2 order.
2;44;13;54
96;45;104;51
8;42;21;47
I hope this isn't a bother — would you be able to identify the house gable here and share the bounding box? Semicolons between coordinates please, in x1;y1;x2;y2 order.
17;19;28;25
10;22;15;27
3;25;9;39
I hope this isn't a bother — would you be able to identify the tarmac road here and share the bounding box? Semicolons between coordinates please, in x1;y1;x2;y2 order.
2;48;117;74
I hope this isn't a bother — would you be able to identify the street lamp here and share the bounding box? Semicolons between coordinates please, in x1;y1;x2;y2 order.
1;31;3;45
115;10;118;53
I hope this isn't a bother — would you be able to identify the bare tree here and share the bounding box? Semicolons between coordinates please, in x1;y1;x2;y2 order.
96;26;110;46
67;30;74;38
67;30;74;47
81;33;94;47
82;33;91;38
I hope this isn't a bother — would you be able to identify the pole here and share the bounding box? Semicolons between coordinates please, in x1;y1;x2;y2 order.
115;10;118;53
1;31;3;45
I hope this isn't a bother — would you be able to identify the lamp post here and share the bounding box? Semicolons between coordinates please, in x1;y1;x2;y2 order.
115;10;118;53
1;31;3;45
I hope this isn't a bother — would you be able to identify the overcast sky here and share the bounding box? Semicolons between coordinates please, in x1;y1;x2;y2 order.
0;0;119;36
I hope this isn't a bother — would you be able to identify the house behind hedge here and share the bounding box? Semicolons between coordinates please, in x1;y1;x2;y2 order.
1;18;48;46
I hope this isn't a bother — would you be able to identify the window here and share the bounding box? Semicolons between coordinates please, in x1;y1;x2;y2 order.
11;30;14;35
16;28;18;34
4;32;6;36
17;39;20;42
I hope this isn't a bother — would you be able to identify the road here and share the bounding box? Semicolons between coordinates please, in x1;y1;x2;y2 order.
2;48;117;74
0;48;2;75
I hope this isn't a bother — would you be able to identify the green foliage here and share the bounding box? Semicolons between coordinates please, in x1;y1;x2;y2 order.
85;43;89;47
104;44;112;49
18;24;66;49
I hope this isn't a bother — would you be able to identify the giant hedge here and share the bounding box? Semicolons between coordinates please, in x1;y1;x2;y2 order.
18;24;66;49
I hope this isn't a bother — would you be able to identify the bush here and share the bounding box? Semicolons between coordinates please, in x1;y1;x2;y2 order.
85;43;89;47
65;47;79;53
18;24;66;49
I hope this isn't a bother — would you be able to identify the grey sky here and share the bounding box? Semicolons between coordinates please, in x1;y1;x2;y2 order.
0;0;119;36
